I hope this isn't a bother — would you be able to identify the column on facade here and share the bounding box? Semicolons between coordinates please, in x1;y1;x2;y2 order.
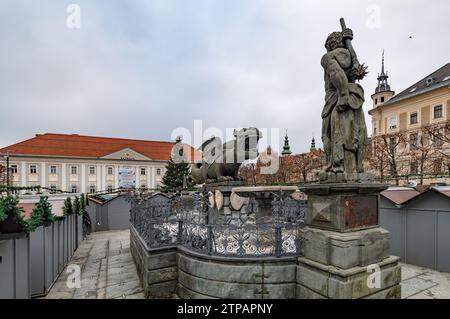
114;165;119;189
96;164;101;192
41;162;46;189
151;166;156;189
21;162;26;187
81;164;86;194
101;165;106;192
61;163;67;192
147;165;151;189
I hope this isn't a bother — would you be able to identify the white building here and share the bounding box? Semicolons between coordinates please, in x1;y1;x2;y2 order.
0;133;198;193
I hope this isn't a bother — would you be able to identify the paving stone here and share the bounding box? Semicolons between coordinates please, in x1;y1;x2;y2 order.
106;279;142;299
401;277;438;299
46;229;144;300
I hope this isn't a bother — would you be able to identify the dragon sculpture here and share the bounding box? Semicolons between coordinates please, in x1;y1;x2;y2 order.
187;128;262;185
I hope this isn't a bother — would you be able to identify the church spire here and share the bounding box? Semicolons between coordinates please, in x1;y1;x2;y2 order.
310;136;316;152
375;50;392;93
282;130;292;156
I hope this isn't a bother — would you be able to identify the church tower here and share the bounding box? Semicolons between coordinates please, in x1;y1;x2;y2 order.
371;50;395;107
310;137;316;152
281;130;292;156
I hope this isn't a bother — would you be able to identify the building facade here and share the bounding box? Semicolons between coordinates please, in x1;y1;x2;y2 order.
0;133;197;193
368;58;450;185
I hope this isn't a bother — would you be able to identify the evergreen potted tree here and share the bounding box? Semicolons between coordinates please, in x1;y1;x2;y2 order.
73;196;80;215
0;196;29;237
63;197;73;216
29;196;55;228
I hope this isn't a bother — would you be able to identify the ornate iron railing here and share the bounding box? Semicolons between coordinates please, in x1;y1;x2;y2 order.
128;191;306;258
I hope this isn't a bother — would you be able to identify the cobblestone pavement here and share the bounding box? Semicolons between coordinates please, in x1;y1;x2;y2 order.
46;230;145;299
401;263;450;299
46;230;450;299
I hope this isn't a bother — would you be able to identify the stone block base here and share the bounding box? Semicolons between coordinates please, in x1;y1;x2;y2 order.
177;249;297;299
130;226;178;298
300;227;390;269
296;256;401;299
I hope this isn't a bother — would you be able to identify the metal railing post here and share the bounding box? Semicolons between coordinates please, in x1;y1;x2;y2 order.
275;226;282;258
207;225;213;255
177;220;183;245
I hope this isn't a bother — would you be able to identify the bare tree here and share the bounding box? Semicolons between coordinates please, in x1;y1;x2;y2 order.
423;121;450;176
373;132;407;186
407;128;436;185
367;138;388;183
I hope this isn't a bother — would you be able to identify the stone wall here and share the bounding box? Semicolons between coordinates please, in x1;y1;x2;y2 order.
130;226;177;298
131;223;400;299
177;249;297;299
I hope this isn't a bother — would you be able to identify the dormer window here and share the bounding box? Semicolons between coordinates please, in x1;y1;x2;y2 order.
426;77;435;86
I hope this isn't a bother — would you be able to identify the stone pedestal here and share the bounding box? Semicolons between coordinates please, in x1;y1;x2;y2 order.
204;181;246;219
297;183;401;299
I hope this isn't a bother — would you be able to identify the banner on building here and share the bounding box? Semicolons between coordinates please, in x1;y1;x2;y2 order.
118;166;136;189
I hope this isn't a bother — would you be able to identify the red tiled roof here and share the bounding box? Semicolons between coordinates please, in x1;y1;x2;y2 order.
0;133;200;162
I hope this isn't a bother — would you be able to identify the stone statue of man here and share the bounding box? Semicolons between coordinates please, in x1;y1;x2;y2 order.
321;21;368;178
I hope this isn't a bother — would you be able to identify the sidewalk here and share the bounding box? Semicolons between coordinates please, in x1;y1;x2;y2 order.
46;230;144;299
401;263;450;299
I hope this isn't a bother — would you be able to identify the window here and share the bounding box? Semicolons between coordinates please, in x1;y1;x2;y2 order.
89;166;96;175
140;168;146;176
389;116;397;130
89;185;96;193
156;168;161;176
434;105;443;119
107;167;114;175
50;165;57;174
409;133;419;150
410;162;418;175
71;185;78;193
381;97;385;103
30;165;37;174
107;185;113;193
71;166;78;175
375;98;378;105
11;165;18;174
410;112;418;125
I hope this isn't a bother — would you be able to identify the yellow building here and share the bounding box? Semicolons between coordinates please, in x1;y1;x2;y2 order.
368;57;450;185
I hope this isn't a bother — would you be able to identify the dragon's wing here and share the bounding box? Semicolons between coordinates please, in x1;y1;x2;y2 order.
201;137;223;164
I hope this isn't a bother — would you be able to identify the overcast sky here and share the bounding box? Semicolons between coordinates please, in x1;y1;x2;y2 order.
0;0;449;154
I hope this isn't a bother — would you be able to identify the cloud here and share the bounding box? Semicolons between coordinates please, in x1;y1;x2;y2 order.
0;0;449;154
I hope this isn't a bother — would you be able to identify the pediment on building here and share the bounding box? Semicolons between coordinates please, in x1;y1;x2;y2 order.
101;148;151;161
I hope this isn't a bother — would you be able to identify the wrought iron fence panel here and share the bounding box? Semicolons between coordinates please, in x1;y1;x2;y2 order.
130;191;307;258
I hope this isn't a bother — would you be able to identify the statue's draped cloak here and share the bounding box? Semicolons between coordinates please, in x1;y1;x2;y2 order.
322;82;367;173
